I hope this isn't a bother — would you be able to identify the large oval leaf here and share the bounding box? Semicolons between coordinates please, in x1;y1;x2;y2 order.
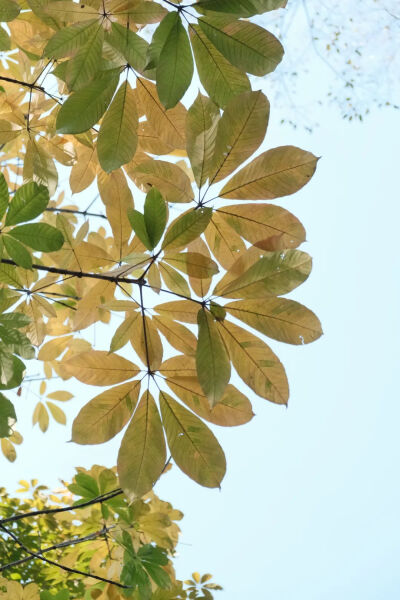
186;92;220;188
159;391;226;488
56;70;119;134
225;298;323;344
97;81;138;173
5;182;49;226
118;390;166;500
220;146;319;200
63;351;141;385
219;320;289;404
162;208;212;250
9;223;64;252
72;381;140;444
196;308;230;407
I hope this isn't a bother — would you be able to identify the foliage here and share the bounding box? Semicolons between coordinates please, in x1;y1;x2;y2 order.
0;0;321;595
0;466;221;599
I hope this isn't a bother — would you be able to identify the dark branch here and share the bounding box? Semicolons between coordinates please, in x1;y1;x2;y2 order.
0;523;131;589
0;488;123;526
0;525;115;572
45;207;107;219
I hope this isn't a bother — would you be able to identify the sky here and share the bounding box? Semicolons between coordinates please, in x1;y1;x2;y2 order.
2;13;400;600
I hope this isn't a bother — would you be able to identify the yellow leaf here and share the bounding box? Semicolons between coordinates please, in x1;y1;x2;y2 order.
1;438;16;462
225;298;323;345
72;380;140;444
210;90;269;184
153;314;197;356
154;300;199;324
159;262;191;298
217;203;306;250
204;212;246;270
38;336;72;361
39;381;46;395
219;320;289;405
220;146;318;200
33;401;49;432
46;401;66;425
69;144;97;194
164;251;218;279
63;350;141;385
46;391;73;401
160;391;226;488
130;159;194;203
118;389;166;500
110;311;140;353
130;315;163;371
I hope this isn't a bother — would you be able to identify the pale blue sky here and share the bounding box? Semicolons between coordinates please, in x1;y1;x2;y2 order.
3;23;400;600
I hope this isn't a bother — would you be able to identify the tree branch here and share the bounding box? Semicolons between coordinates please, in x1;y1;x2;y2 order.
0;488;123;525
0;523;131;589
45;207;107;219
0;525;115;572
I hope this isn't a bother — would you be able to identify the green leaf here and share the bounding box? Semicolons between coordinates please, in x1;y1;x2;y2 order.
0;326;34;359
195;0;287;17
56;70;120;134
107;22;149;72
186;92;220;188
144;188;167;249
164;252;219;279
0;173;9;221
0;393;16;438
97;81;138;172
123;0;167;24
159;391;226;487
214;249;312;298
225;298;323;344
220;145;319;200
0;354;25;390
64;23;104;91
198;15;284;75
190;24;250;108
5;182;49;226
0;0;20;21
9;223;64;252
156;12;194;109
118;390;167;501
196;308;230;406
0;313;30;329
128;208;152;250
0;263;22;288
210;90;269;184
72;381;140;445
146;9;177;70
44;19;100;59
0;25;10;52
3;235;32;269
162;208;212;250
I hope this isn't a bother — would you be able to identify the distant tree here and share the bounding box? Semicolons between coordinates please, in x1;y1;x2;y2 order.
262;0;400;127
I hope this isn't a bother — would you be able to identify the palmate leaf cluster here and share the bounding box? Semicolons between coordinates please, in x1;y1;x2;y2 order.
0;0;321;595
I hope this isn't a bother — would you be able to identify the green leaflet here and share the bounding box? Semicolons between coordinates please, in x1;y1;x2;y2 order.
128;188;167;252
5;182;49;226
186;92;220;188
195;0;287;17
0;0;20;21
56;70;120;134
159;391;226;488
107;22;149;72
118;390;166;500
44;19;100;60
0;393;16;437
156;12;194;108
190;24;250;108
97;81;138;172
8;223;64;252
0;25;10;51
196;308;230;406
0;173;9;221
198;15;284;76
162;208;212;250
64;23;104;91
3;235;32;269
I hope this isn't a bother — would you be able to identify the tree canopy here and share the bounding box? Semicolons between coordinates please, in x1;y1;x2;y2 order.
0;0;321;597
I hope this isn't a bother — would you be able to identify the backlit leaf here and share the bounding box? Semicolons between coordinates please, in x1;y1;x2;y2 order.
225;298;323;344
186;92;220;188
156;12;194;109
196;308;230;406
118;390;166;500
130;159;194;204
64;350;141;385
144;188;167;249
97;81;138;173
5;182;49;226
219;319;288;404
9;223;64;252
190;25;250;108
72;380;140;444
159;391;226;487
220;146;319;199
162;208;212;250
